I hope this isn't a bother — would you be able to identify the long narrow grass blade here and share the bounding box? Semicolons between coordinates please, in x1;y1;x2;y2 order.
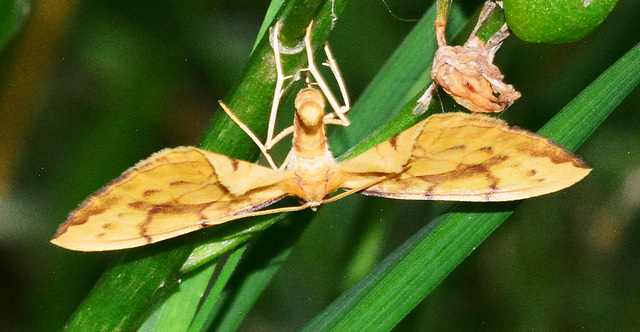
187;245;247;332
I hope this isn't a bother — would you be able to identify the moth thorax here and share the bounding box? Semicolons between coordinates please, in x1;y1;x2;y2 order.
294;160;336;206
294;87;325;130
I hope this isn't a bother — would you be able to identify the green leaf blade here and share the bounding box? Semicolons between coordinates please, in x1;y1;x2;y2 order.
303;39;640;332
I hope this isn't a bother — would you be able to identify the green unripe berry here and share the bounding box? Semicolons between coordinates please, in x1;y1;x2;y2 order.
503;0;618;43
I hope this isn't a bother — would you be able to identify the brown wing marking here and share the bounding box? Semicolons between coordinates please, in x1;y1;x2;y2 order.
336;120;425;174
340;112;591;202
51;147;292;251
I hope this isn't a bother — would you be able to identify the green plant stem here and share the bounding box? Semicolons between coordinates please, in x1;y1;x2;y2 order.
61;1;349;330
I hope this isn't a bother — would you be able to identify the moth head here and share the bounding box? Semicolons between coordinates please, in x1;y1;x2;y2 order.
295;87;325;128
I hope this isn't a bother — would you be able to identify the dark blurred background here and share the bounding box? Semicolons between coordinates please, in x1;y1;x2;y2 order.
0;0;639;331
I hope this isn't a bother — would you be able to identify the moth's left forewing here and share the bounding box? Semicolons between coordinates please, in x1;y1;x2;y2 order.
341;113;590;202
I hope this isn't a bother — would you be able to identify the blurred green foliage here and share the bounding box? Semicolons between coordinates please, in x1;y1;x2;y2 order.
0;0;639;331
0;0;29;50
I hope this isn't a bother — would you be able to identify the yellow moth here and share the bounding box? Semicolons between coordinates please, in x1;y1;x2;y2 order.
51;22;591;252
50;90;591;251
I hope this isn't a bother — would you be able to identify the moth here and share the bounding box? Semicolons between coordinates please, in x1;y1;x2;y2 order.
51;22;591;252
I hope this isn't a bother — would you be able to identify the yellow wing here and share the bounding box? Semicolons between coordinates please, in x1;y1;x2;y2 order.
337;112;591;202
51;147;291;251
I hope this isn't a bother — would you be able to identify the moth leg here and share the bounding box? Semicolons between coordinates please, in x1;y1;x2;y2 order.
266;20;297;148
218;101;279;170
217;22;295;170
322;171;401;205
218;21;299;170
266;126;295;153
303;21;351;127
267;20;353;151
320;43;350;124
224;200;312;219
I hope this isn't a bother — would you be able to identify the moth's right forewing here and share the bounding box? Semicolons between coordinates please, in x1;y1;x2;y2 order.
51;147;291;251
337;120;426;175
